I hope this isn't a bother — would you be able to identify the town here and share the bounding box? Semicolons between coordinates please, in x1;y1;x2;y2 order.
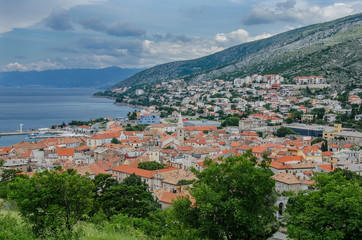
1;73;361;238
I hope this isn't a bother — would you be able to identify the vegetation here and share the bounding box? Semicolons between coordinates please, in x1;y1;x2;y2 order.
111;137;121;144
286;169;362;240
9;168;94;237
68;118;107;126
0;169;21;199
127;111;138;120
221;116;240;127
107;13;362;94
176;179;194;186
275;126;297;137
138;161;165;171
311;137;326;145
169;151;277;239
124;124;147;131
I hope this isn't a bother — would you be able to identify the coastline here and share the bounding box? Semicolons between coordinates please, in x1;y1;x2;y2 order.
92;94;144;109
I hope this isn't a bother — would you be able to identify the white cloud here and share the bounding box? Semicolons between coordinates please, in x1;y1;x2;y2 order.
1;28;273;71
2;62;28;71
243;1;362;25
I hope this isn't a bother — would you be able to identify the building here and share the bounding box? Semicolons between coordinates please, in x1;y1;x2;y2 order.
287;124;334;137
239;118;266;130
272;172;302;194
324;114;336;123
176;113;185;146
293;76;327;85
137;114;160;125
323;124;342;139
301;114;314;122
183;120;221;127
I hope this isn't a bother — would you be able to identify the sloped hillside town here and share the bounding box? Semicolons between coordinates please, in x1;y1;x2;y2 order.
1;74;361;215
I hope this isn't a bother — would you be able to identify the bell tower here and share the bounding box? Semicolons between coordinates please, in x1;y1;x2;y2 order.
177;112;184;146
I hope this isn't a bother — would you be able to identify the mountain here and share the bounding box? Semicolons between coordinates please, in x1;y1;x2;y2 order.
112;13;362;90
0;66;143;89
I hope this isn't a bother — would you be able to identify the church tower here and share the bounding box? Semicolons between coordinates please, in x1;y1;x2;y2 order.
177;112;184;146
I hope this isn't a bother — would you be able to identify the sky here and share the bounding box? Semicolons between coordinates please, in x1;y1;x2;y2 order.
0;0;361;71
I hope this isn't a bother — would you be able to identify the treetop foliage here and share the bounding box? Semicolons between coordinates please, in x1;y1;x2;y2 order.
286;169;362;240
138;161;165;171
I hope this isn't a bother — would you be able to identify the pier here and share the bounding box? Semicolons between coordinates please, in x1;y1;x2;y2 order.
0;130;64;137
0;131;33;136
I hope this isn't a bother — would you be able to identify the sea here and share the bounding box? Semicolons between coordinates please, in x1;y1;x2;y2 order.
0;88;138;146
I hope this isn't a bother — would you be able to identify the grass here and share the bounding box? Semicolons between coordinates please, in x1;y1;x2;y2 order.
0;207;148;240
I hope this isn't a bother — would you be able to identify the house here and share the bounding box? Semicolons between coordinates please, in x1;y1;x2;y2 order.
324;114;336;123
56;147;75;161
87;132;121;147
272;172;302;194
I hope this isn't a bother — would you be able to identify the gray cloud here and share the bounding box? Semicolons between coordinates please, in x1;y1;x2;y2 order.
243;8;278;25
150;33;193;42
45;8;74;31
78;17;106;32
78;18;145;37
276;0;296;10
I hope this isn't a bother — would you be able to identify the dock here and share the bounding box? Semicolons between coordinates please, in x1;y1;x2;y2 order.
0;131;32;136
0;129;64;137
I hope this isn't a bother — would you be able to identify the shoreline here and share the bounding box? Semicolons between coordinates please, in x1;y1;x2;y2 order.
92;94;144;109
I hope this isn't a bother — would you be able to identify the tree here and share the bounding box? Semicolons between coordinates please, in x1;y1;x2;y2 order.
127;111;138;120
100;182;158;218
9;169;94;237
170;151;277;240
286;169;362;240
321;141;328;152
221;116;240;127
138;161;164;170
275;126;297;137
0;169;21;199
285;117;294;124
123;173;147;187
111;137;120;144
311;137;326;145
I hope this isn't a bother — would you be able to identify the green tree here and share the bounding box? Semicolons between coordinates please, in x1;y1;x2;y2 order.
123;173;147;187
170;151;277;240
311;137;326;145
100;182;158;218
286;169;362;240
127;111;138;120
275;126;297;137
0;169;21;199
111;137;120;144
289;109;303;120
138;161;165;170
9;169;94;237
285;117;294;124
321;141;329;152
221;116;240;127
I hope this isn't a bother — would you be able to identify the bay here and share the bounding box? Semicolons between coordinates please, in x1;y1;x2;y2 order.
0;88;138;146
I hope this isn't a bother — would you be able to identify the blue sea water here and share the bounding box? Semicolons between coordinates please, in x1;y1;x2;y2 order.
0;88;138;146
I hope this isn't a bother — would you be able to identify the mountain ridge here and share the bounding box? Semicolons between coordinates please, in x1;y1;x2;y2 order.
0;66;143;89
111;13;362;89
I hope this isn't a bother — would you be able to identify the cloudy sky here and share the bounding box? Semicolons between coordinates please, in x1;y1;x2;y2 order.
1;0;361;71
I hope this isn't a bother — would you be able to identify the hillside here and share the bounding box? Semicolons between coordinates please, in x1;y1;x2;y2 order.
111;13;362;89
0;66;143;89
